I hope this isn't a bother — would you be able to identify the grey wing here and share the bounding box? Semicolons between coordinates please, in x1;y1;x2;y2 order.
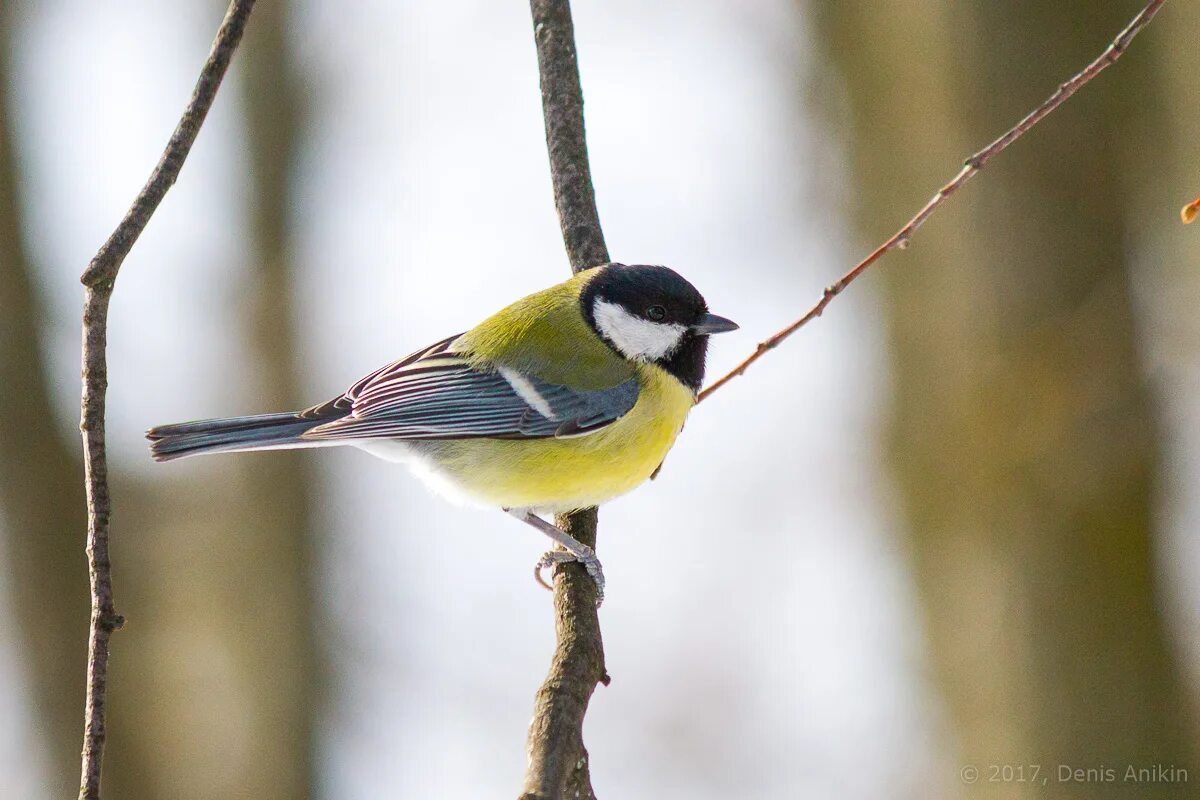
301;342;639;442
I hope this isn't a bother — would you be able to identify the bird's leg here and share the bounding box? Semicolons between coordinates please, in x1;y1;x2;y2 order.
504;508;605;606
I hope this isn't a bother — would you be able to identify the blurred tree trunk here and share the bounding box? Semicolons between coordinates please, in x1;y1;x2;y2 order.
98;3;320;798
808;2;1193;796
1132;1;1200;717
228;2;322;792
0;5;89;796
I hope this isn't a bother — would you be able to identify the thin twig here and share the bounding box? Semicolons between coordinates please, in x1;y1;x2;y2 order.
522;1;609;798
77;3;254;798
697;0;1167;403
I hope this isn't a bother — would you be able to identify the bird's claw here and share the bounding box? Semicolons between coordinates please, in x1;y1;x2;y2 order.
534;546;605;607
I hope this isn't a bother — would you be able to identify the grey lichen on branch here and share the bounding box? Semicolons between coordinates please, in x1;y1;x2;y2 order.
522;1;610;798
77;2;256;799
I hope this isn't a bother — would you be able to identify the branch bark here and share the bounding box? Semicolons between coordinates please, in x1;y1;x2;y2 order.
522;1;609;798
696;0;1166;403
77;3;255;798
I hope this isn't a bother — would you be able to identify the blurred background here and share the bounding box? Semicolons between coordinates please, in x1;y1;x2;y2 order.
1;0;1197;797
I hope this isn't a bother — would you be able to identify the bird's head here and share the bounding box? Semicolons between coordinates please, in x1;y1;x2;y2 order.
581;263;738;391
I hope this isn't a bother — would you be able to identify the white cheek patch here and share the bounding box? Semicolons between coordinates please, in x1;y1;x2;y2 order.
592;299;686;362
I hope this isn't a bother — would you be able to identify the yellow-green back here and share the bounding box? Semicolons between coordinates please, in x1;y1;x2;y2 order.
454;270;634;389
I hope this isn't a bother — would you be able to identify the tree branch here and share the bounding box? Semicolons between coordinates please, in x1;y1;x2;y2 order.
77;3;254;798
522;1;609;798
696;0;1167;403
531;0;609;273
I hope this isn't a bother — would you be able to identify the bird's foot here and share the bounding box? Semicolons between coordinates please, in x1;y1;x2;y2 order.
534;545;605;606
506;507;605;607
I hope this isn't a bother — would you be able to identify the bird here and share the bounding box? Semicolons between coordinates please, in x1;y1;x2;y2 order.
147;263;737;604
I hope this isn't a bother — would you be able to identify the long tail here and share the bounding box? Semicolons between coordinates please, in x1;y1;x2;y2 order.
147;411;341;462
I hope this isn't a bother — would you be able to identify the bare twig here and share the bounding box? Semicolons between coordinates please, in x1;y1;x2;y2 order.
697;0;1167;403
77;3;254;798
522;1;609;798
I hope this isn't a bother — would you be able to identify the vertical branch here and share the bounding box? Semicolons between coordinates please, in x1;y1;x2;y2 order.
523;1;609;798
531;0;609;272
77;3;254;798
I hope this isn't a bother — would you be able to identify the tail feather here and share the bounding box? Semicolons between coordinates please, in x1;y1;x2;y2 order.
147;411;338;462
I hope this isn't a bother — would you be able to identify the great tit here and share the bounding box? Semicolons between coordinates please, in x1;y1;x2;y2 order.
147;263;737;602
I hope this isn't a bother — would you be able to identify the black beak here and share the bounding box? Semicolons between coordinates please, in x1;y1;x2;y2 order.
690;312;739;335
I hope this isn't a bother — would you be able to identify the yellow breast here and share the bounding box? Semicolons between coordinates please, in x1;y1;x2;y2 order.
410;364;695;513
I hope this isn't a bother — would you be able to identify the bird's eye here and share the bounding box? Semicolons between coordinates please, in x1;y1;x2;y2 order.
647;305;666;321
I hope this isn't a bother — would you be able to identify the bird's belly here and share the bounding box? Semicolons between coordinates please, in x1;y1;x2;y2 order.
358;369;694;513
